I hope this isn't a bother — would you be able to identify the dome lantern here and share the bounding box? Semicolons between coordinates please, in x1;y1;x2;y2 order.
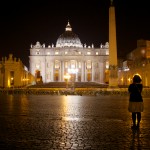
65;21;72;31
56;22;83;48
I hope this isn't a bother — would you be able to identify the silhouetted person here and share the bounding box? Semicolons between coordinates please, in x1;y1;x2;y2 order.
128;75;144;129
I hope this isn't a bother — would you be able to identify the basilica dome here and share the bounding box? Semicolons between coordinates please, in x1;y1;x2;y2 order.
56;22;83;48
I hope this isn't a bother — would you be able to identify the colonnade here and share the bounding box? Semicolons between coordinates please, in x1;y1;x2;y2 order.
44;60;105;83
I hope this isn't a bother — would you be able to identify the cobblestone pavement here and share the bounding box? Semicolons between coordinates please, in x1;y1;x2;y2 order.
0;94;150;149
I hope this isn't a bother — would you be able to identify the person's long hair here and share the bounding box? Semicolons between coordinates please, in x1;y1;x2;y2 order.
133;75;142;83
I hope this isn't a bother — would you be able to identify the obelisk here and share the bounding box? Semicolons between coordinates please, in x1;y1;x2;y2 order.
108;0;118;87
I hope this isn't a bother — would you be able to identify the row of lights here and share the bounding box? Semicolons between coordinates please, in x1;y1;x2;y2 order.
22;79;29;81
36;51;101;55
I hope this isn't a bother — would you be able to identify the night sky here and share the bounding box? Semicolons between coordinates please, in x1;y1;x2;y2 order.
0;0;150;68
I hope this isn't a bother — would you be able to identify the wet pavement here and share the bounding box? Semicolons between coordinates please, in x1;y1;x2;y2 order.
0;94;150;149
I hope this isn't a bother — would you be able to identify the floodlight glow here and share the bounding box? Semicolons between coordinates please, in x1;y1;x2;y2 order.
68;68;78;74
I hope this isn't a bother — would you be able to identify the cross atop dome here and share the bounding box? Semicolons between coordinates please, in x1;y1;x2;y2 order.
65;21;72;31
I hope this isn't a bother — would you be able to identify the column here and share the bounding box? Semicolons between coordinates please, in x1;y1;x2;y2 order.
85;61;87;82
99;62;104;83
75;61;78;82
41;58;46;83
81;61;85;82
61;61;64;81
92;62;95;82
58;61;61;82
51;61;54;81
76;72;78;82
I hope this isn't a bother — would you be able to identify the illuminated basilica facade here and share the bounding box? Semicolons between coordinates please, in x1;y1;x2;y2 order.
29;22;109;83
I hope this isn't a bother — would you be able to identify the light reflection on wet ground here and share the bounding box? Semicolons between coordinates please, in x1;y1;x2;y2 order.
0;94;150;149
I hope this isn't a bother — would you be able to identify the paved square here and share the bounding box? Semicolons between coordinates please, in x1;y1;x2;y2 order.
0;95;150;149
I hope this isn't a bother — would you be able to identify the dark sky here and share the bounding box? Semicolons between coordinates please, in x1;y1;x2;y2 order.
0;0;150;68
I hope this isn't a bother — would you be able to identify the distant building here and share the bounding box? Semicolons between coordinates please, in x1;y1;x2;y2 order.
118;39;150;87
0;54;35;88
29;22;110;84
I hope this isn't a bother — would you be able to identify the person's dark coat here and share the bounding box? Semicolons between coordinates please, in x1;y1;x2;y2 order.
128;83;143;102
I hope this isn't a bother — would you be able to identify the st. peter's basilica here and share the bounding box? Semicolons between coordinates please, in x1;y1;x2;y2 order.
29;22;109;83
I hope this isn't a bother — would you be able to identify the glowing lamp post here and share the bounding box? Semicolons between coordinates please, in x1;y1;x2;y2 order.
64;73;71;89
68;68;78;91
10;77;14;87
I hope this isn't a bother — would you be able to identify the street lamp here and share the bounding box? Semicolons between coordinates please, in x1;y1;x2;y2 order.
10;77;14;88
64;73;71;89
68;68;78;91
